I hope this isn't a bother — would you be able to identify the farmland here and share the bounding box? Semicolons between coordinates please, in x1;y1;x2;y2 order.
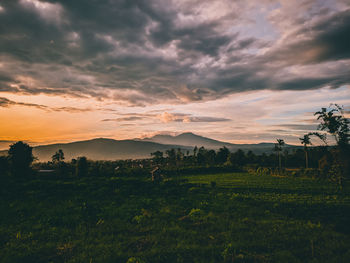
1;172;349;263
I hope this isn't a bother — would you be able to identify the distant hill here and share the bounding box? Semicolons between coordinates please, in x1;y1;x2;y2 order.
0;140;15;151
141;132;233;149
31;138;191;162
142;132;299;154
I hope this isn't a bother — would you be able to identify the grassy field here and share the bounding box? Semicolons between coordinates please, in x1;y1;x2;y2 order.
0;172;349;263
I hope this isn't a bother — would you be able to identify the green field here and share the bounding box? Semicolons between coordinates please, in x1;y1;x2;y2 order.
1;173;350;262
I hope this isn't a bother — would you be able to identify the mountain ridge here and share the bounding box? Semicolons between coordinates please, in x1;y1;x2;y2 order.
0;133;301;161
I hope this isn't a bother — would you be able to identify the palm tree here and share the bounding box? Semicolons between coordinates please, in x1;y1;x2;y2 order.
275;139;285;171
299;134;311;169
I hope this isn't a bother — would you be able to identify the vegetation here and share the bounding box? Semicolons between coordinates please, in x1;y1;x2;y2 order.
7;141;34;177
1;172;349;262
274;139;285;172
0;104;349;262
299;134;311;169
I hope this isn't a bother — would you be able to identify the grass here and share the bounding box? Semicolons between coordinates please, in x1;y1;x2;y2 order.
0;172;349;262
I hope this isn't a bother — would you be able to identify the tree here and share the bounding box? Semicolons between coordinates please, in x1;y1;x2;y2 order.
216;146;230;165
314;104;350;183
176;148;184;165
196;147;207;166
150;151;163;164
76;156;88;177
52;149;65;163
52;149;68;176
314;104;349;147
165;149;176;166
206;149;216;166
274;139;285;171
299;134;311;169
227;149;246;167
8;141;34;177
193;146;198;157
246;151;256;164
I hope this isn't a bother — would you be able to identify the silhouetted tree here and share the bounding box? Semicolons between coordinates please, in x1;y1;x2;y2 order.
52;149;69;176
76;156;88;177
52;149;65;163
176;148;184;165
274;139;285;171
206;149;216;166
227;149;246;167
196;147;207;166
315;104;349;147
150;151;163;164
246;150;256;164
299;134;311;169
216;146;230;165
165;149;176;166
193;146;198;157
315;104;350;183
8;141;34;177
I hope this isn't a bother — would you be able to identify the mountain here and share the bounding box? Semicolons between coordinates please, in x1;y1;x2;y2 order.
31;138;191;162
142;132;298;153
141;132;233;149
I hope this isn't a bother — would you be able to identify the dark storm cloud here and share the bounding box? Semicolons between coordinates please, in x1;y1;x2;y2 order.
267;9;350;65
0;0;349;105
277;74;350;91
150;20;232;56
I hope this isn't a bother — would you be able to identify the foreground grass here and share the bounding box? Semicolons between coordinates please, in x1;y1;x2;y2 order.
0;173;349;263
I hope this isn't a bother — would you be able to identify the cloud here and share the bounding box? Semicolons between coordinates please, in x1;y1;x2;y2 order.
0;96;91;112
0;0;349;105
266;9;350;65
158;111;230;123
19;0;64;25
102;116;145;122
272;123;319;131
101;110;231;123
0;96;48;110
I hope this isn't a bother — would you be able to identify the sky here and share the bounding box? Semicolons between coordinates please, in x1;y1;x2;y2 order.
0;0;350;147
